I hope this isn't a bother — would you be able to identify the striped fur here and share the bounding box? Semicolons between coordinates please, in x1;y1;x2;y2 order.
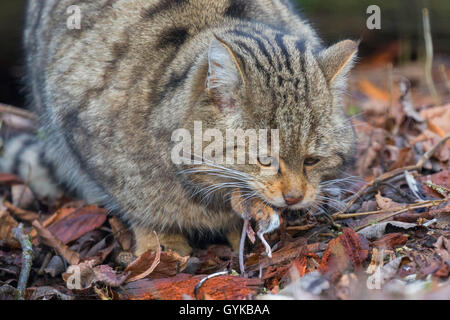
17;0;357;255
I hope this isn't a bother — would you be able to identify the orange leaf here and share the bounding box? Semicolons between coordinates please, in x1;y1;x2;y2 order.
319;228;369;281
359;79;390;102
47;205;107;244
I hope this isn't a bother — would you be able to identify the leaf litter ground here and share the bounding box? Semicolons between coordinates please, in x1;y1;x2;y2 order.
0;56;449;300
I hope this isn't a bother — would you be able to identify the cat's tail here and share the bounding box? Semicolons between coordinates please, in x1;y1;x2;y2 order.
0;133;63;200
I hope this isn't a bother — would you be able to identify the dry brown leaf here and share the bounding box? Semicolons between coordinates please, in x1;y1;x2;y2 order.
126;232;161;283
125;247;189;280
357;221;418;240
0;209;19;246
367;256;403;288
433;236;450;264
47;205;107;244
319;228;369;281
29;207;77;240
63;260;128;290
32;220;80;265
388;147;415;170
372;233;409;249
3;201;39;222
375;192;403;211
410;130;449;162
419;170;450;198
420;104;450;147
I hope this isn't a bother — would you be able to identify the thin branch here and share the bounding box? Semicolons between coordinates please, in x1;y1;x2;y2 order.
4;201;39;222
335;134;450;216
422;8;441;105
13;223;34;300
354;198;448;231
194;271;229;299
334;198;449;220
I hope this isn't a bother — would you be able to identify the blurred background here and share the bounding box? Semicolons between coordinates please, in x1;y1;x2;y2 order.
0;0;449;108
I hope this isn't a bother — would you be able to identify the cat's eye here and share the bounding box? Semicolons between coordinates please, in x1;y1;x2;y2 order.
304;157;321;167
258;156;273;167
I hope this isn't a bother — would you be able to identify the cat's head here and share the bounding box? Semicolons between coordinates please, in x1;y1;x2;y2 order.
184;31;357;211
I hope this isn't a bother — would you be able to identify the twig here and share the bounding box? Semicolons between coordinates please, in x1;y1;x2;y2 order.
4;201;39;222
193;271;229;299
354;199;449;231
0;103;37;121
422;8;441;105
334;198;449;220
32;220;80;265
13;224;34;300
336;134;450;216
286;224;315;232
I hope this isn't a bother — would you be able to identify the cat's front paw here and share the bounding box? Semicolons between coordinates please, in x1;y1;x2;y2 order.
133;226;192;257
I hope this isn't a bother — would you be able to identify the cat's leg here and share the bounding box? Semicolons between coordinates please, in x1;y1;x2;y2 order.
133;226;192;256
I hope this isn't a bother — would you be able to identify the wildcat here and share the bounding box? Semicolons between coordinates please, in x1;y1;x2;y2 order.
2;0;357;256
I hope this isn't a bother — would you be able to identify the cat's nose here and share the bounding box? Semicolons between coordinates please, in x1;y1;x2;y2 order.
283;194;303;206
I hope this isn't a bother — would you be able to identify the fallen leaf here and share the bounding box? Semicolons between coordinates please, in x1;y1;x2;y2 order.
388;147;415;170
125;248;189;280
410;130;449;163
372;233;409;249
109;217;133;251
367;256;403;289
32;220;80;265
63;260;128;290
375;192;403;211
359;79;390;102
246;238;326;272
47;205;107;244
419;170;450;198
357;221;417;240
126;232;161;282
43;256;65;278
319;228;369;280
0;209;19;247
433;236;450;264
420;104;450;146
29;207;77;239
3;201;39;222
28;286;74;300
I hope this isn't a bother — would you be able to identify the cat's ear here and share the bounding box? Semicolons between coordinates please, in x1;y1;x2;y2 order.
318;40;358;87
206;35;245;109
